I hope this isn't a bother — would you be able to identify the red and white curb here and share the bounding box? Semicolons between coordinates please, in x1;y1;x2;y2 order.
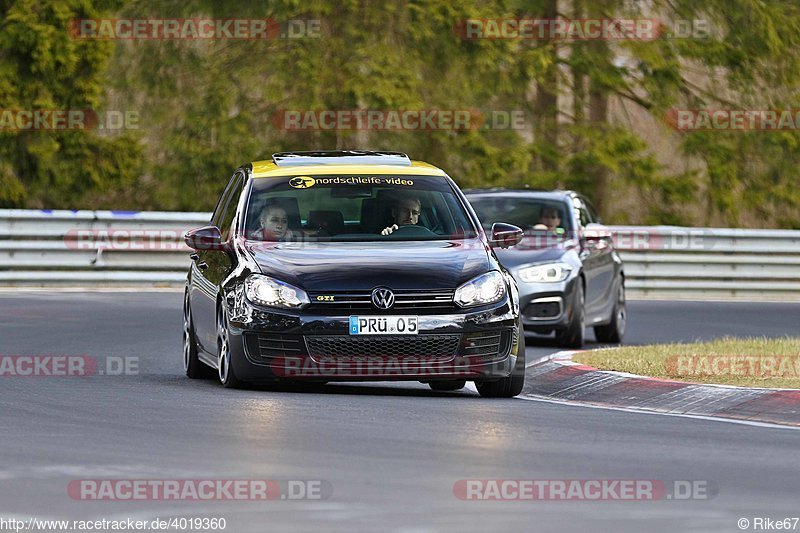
517;350;800;429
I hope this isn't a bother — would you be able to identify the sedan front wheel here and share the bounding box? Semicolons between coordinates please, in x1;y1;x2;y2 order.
555;282;585;348
594;279;626;344
217;306;245;389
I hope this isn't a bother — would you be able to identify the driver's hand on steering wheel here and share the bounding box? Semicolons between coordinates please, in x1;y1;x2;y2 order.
381;224;399;235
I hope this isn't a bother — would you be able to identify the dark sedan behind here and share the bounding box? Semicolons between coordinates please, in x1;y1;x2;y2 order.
466;189;626;348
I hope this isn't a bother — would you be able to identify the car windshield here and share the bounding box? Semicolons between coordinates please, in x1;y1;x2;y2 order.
468;196;573;235
243;174;478;242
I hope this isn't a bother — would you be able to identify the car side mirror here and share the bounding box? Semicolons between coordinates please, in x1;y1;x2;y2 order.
583;223;612;249
184;226;225;251
490;223;524;248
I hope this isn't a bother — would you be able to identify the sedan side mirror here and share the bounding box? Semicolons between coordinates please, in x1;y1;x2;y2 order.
490;223;524;249
184;226;225;251
583;223;612;249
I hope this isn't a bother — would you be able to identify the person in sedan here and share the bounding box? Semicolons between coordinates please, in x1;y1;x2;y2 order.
256;205;295;241
533;206;561;232
381;195;422;235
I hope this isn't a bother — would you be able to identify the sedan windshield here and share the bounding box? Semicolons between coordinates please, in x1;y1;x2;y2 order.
244;175;478;241
468;196;573;234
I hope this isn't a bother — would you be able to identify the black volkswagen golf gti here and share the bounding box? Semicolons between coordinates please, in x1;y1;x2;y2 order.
182;151;526;397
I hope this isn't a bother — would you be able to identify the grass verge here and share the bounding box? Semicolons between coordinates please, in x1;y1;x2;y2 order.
572;337;800;389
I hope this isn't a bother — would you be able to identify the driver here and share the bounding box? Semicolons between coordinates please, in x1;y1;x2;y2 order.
532;206;561;232
381;195;422;235
255;204;295;241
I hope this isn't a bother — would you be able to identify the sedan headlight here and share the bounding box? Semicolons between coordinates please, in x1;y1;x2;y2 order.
517;262;572;283
245;274;310;309
454;271;506;308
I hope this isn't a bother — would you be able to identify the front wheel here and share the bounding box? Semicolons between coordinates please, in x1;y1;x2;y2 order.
555;282;585;348
594;279;626;344
183;293;214;379
217;306;245;389
476;331;526;398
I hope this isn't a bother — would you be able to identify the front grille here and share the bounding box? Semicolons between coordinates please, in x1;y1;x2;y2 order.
461;330;513;361
306;334;460;363
306;289;455;311
244;333;303;363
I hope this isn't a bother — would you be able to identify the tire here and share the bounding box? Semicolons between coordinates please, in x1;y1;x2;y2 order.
476;331;526;398
183;293;214;379
555;281;585;348
594;279;626;344
429;380;467;391
217;305;246;389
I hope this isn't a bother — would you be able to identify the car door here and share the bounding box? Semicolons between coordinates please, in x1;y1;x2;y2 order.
577;195;615;320
190;172;244;354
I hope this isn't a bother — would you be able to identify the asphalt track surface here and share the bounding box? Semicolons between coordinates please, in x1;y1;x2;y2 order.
2;292;800;533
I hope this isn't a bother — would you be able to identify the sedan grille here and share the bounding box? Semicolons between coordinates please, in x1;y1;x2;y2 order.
306;289;455;311
305;334;460;363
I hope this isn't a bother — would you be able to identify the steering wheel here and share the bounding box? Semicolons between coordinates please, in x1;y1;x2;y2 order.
385;224;437;237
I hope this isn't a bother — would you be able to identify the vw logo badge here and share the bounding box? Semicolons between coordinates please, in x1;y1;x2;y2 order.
371;287;395;310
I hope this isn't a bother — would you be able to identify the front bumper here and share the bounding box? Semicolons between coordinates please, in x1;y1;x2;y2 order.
516;276;580;330
224;292;521;382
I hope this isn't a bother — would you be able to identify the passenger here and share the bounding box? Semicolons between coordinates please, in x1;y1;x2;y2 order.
257;205;294;241
381;195;422;235
533;206;561;232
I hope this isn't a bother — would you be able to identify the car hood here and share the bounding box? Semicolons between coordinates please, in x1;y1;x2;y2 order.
244;239;493;291
491;242;575;270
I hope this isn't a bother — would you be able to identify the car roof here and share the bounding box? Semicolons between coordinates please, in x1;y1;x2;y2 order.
463;188;576;201
249;151;447;178
250;160;446;178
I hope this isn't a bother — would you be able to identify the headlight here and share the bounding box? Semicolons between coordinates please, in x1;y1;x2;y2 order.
245;275;310;309
454;271;506;308
517;262;572;283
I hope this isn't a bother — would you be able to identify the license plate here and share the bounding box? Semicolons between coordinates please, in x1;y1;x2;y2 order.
349;316;419;335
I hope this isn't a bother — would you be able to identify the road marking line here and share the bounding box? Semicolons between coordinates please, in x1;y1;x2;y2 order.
515;393;800;431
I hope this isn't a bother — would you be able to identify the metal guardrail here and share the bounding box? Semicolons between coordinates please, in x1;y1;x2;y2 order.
0;209;209;286
610;225;800;299
1;209;799;300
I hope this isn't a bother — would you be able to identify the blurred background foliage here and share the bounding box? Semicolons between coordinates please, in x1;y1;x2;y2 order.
1;0;799;227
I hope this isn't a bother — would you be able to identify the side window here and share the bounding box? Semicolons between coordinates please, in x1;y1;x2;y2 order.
579;205;592;226
572;197;591;227
218;174;245;241
211;173;239;227
582;196;600;224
